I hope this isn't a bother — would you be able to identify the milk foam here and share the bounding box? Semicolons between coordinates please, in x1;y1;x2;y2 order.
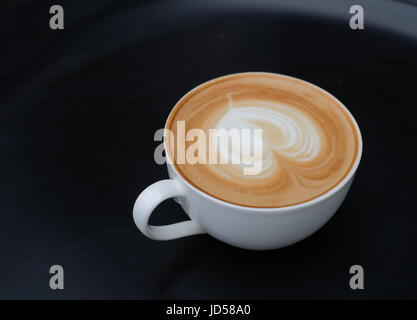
208;100;323;180
166;73;358;207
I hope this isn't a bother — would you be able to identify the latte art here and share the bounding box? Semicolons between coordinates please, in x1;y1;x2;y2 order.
209;101;324;180
166;73;359;207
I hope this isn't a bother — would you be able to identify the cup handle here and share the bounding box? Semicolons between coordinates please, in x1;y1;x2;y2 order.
133;179;205;240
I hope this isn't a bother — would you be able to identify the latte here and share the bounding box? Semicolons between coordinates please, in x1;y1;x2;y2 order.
166;73;359;208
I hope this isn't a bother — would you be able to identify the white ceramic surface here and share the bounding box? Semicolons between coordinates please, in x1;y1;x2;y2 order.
133;73;363;250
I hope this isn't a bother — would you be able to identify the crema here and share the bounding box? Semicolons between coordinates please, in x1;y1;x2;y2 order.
166;73;359;208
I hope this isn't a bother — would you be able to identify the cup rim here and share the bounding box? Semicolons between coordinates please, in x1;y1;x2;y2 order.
164;71;363;212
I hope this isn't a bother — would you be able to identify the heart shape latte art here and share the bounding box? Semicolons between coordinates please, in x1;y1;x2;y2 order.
166;73;359;207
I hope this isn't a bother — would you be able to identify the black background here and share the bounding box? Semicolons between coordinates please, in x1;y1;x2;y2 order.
0;0;416;299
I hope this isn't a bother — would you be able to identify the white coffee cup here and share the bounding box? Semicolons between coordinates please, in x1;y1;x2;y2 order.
133;74;363;250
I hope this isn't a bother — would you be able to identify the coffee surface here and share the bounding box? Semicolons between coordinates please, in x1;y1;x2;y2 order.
166;73;359;207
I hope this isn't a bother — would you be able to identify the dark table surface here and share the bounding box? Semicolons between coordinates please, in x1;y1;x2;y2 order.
0;0;416;299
